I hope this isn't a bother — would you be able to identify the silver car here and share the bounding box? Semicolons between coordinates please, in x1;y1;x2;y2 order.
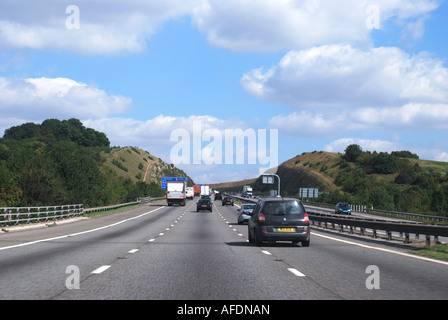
237;203;256;224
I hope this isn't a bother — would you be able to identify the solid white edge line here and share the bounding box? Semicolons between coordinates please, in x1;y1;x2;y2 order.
312;231;448;266
91;265;111;274
0;206;166;251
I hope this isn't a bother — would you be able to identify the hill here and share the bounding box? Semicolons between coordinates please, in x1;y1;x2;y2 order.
0;119;193;207
215;149;448;217
210;178;258;192
100;146;194;186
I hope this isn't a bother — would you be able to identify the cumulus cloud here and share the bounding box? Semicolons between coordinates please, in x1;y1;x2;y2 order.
268;111;360;138
0;0;199;55
192;0;439;52
0;77;132;120
242;45;448;109
0;0;440;55
84;115;249;152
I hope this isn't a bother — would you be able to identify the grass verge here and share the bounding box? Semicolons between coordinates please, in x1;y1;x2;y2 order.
412;244;448;261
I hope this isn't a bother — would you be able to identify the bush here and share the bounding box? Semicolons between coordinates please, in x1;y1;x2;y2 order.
344;144;363;162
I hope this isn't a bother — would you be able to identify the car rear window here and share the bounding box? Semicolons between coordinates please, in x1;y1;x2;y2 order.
261;201;305;215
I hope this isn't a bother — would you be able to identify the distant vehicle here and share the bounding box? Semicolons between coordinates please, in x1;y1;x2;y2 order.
193;185;201;197
248;197;310;247
335;202;351;215
166;180;186;206
237;203;256;224
201;185;210;197
214;192;222;200
186;187;194;200
197;198;212;212
243;185;253;197
222;196;234;206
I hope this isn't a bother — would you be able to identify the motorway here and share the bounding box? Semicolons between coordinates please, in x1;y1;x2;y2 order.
0;199;447;300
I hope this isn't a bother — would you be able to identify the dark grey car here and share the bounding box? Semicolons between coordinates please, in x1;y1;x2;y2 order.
248;197;310;247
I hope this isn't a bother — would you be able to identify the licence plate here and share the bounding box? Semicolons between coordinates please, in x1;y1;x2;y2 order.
202;205;207;207
276;228;295;232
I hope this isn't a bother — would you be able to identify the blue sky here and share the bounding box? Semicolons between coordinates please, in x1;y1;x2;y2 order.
1;0;447;184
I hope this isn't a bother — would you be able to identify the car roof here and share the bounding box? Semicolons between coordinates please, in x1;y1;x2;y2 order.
260;197;301;202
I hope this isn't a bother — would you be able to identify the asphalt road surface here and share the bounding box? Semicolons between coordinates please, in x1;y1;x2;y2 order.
0;199;447;300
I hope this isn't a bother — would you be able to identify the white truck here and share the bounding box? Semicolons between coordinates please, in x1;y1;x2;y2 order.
200;185;210;197
243;185;253;197
166;180;186;206
186;187;194;200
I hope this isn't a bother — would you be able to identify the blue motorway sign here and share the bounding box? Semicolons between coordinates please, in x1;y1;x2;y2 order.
161;177;188;189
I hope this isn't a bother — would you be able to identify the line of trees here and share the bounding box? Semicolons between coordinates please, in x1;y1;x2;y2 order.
319;144;448;216
0;119;164;207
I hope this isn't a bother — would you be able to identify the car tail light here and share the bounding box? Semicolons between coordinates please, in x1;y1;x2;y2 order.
304;213;309;223
258;212;266;223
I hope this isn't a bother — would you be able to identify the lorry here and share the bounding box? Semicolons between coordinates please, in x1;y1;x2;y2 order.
200;185;210;197
243;185;253;197
193;185;201;197
186;187;194;200
166;180;186;206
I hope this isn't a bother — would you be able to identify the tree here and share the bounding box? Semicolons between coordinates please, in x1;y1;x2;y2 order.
370;153;398;174
344;144;363;162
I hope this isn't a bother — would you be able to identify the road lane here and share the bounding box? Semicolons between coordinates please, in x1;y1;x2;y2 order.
0;199;447;300
219;201;448;300
56;200;338;300
0;203;178;299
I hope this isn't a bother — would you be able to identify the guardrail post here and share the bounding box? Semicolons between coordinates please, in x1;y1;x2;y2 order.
425;235;431;246
387;231;392;241
404;233;410;244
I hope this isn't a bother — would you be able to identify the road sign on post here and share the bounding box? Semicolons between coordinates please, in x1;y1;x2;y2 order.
262;175;274;184
299;188;319;198
262;174;280;197
161;177;188;190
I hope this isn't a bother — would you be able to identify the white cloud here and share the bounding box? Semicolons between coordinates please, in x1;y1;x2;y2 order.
0;0;199;55
0;77;131;120
84;115;248;153
192;0;440;52
352;103;448;130
435;152;448;162
0;0;440;55
242;45;448;109
268;111;354;138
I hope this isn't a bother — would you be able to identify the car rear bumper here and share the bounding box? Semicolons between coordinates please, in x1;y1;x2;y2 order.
197;206;212;211
259;226;310;242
